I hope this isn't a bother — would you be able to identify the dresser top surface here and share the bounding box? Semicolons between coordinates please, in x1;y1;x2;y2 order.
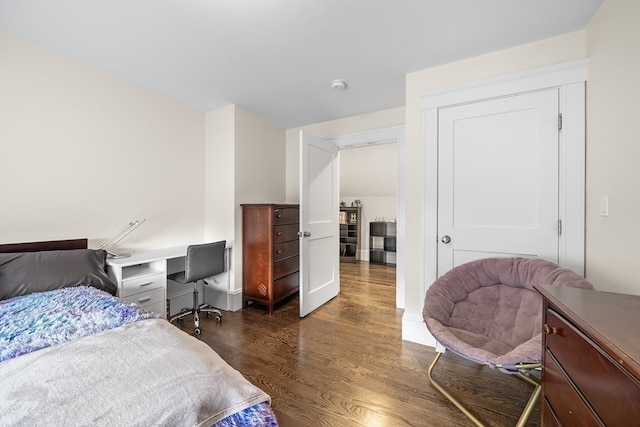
535;284;640;378
241;203;298;208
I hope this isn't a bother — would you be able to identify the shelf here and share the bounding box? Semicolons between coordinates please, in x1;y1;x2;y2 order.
121;262;165;281
339;207;361;262
369;221;397;266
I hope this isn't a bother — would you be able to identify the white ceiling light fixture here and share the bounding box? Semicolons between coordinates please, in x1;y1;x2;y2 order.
331;79;348;91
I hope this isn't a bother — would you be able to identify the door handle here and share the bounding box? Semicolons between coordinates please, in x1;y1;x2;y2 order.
298;231;311;237
441;235;451;244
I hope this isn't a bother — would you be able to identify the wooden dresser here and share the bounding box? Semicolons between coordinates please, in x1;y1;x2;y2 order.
535;285;640;426
241;204;299;314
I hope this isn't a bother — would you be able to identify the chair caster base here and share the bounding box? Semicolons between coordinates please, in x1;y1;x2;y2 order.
194;327;202;335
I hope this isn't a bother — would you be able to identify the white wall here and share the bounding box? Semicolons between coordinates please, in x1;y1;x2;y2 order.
585;0;640;295
0;33;206;251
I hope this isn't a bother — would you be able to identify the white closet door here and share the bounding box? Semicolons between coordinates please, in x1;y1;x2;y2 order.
437;88;560;275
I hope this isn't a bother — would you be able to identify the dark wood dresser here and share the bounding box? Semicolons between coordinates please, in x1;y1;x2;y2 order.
241;204;299;314
535;285;640;426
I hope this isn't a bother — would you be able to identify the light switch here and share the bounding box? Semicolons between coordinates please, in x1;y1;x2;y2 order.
599;196;609;217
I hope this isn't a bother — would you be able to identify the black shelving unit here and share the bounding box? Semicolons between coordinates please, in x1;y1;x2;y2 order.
369;221;397;266
340;207;361;262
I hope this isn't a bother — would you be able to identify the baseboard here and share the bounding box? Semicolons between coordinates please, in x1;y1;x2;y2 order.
402;312;436;348
227;289;243;312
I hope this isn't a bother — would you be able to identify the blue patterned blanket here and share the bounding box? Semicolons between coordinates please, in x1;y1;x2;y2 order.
0;286;159;362
0;286;278;426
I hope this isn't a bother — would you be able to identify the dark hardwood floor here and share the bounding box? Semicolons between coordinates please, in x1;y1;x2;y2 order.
176;262;541;426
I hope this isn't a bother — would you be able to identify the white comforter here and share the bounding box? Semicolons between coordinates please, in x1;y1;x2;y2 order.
0;319;270;426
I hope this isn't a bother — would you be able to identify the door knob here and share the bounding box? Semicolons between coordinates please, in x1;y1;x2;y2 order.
298;231;311;237
441;235;451;244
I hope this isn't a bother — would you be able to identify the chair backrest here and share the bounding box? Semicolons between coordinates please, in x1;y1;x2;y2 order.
184;241;226;283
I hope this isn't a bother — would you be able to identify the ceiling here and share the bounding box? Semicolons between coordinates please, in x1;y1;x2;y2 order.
0;0;603;129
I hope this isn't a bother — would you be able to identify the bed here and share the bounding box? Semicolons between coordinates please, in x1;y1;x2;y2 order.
0;238;278;426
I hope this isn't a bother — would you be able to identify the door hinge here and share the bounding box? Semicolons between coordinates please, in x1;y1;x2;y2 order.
558;220;563;236
558;113;563;130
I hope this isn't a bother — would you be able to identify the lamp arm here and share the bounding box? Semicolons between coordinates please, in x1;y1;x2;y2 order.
98;218;146;249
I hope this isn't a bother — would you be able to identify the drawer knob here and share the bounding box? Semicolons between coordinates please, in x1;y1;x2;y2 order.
544;324;559;335
276;214;283;218
276;250;283;254
277;232;282;236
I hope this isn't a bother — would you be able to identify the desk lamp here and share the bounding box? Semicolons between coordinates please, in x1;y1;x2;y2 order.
98;218;146;259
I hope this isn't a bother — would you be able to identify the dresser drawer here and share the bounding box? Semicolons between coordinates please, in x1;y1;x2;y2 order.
541;398;561;427
273;207;298;225
123;286;165;308
273;272;299;299
546;310;640;425
274;224;299;243
273;255;299;280
542;350;603;426
274;240;298;262
119;272;165;298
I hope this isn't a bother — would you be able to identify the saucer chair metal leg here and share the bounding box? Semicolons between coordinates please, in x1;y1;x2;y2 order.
427;351;485;427
428;352;542;427
514;370;542;427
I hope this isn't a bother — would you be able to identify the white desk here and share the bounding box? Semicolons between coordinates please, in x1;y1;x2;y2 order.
106;246;189;318
106;245;232;319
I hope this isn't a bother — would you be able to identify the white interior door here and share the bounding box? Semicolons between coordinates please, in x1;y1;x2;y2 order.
437;88;560;275
299;131;340;317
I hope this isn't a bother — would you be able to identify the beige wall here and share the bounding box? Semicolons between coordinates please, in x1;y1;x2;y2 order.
0;32;287;308
233;105;286;294
0;33;206;251
585;0;640;295
205;105;235;244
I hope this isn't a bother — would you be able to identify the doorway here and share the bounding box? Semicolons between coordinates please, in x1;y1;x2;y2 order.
325;126;405;308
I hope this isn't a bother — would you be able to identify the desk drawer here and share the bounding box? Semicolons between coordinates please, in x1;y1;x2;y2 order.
273;207;298;225
546;310;640;425
123;286;164;308
274;224;299;244
120;273;165;298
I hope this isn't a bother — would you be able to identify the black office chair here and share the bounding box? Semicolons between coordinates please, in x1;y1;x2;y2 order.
168;241;225;335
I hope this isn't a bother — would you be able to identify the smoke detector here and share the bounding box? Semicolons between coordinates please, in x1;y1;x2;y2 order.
331;79;348;91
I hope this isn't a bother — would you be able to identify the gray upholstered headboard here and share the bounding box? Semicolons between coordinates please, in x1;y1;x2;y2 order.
0;238;117;299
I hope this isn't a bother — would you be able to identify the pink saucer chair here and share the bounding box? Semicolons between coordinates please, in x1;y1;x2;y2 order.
423;257;593;427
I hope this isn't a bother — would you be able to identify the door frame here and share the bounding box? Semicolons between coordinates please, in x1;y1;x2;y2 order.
324;125;405;308
421;59;587;300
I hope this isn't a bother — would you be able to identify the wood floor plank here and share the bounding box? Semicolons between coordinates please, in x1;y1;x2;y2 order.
176;262;541;426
